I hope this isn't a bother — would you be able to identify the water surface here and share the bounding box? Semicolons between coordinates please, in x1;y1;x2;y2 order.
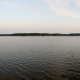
0;36;80;80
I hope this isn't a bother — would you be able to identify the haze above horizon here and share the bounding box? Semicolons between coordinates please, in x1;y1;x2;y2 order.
0;0;80;34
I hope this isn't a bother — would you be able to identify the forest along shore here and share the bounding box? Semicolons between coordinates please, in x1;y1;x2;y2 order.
0;33;80;36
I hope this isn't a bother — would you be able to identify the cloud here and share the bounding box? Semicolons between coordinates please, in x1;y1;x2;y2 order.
71;24;78;27
2;1;44;13
74;0;80;7
1;0;80;18
2;1;20;8
44;0;80;18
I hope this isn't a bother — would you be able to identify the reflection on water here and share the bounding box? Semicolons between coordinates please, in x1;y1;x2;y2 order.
0;36;80;80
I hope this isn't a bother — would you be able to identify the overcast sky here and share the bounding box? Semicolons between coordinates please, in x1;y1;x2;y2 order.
0;0;80;34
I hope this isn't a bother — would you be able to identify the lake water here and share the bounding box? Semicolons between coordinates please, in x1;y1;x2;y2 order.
0;36;80;80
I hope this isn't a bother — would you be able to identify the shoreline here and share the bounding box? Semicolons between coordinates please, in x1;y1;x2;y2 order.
0;33;80;36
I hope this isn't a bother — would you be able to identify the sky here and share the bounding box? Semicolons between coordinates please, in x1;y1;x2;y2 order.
0;0;80;34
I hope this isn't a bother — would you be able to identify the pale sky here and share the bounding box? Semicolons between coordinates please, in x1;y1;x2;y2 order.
0;0;80;34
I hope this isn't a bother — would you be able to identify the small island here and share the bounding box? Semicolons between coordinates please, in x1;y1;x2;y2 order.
0;33;80;36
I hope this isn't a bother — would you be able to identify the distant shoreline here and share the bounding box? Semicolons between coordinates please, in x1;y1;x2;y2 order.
0;33;80;36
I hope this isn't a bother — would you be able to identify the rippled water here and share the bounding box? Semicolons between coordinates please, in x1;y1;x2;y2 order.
0;36;80;80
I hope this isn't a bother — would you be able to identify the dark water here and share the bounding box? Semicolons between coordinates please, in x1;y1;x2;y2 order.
0;37;80;80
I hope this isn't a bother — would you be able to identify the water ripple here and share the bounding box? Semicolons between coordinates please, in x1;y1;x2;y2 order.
0;37;80;80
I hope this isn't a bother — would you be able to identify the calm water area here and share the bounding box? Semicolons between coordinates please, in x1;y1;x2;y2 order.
0;36;80;80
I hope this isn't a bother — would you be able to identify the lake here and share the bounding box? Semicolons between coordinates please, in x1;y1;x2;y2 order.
0;36;80;80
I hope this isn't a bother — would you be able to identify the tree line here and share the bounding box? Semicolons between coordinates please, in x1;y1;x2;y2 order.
0;33;80;36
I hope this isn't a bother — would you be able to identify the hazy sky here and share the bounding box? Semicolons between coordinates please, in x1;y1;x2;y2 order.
0;0;80;34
